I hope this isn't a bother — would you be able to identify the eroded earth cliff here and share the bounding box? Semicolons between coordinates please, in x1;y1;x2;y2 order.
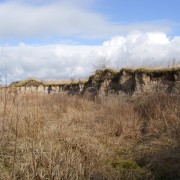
82;67;180;99
1;67;180;97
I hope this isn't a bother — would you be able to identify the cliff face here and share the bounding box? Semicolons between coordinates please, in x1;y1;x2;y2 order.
2;67;179;97
82;67;180;99
3;79;84;94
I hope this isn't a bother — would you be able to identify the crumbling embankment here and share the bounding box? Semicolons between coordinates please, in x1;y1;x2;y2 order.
82;67;180;98
1;67;180;97
2;79;85;94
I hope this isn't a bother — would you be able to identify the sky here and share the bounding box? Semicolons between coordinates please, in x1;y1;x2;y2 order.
0;0;180;83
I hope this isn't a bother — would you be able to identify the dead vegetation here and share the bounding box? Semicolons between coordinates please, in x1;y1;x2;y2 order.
0;91;179;179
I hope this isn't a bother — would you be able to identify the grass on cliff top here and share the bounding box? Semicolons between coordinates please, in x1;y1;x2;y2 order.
88;68;118;81
11;79;43;87
11;79;87;87
89;66;180;81
95;66;180;75
10;66;180;87
11;79;31;87
121;66;180;75
43;80;87;86
95;68;118;75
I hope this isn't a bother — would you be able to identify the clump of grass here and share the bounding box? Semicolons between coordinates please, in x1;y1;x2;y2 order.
11;79;43;87
0;91;179;179
88;68;118;82
121;66;180;77
104;68;118;76
108;159;140;170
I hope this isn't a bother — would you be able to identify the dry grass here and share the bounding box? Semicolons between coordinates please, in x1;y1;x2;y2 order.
0;92;179;179
10;79;87;88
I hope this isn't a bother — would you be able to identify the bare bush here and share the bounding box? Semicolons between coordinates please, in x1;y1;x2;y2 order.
93;56;111;70
0;92;179;179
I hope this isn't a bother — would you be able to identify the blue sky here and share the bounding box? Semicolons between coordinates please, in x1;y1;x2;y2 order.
0;0;180;82
0;0;179;45
95;0;180;21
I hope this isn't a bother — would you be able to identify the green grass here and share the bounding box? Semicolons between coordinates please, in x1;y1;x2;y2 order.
108;159;140;170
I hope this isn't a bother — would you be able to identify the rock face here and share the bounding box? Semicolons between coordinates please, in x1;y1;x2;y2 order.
82;67;180;99
5;79;86;95
1;67;180;97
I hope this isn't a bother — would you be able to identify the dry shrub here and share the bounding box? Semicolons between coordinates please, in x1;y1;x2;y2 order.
93;96;142;139
134;93;180;137
0;92;179;179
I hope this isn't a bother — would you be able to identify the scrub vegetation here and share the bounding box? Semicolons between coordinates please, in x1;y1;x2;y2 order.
0;90;179;179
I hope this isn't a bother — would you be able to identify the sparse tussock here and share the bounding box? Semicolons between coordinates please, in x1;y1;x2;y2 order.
0;91;179;179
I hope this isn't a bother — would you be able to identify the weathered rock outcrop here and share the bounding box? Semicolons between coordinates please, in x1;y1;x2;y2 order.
82;67;180;99
4;79;86;94
1;67;179;97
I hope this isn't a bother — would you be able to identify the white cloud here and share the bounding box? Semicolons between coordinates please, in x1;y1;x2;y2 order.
0;1;171;39
0;32;180;84
147;33;169;44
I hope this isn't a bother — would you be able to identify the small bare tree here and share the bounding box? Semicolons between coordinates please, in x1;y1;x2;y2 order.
172;58;176;68
70;69;77;84
93;56;111;70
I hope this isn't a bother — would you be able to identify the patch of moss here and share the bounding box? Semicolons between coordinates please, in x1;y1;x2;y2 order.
105;158;152;178
95;69;104;75
108;159;140;170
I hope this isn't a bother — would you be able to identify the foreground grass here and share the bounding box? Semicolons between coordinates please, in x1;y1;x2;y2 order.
0;92;179;179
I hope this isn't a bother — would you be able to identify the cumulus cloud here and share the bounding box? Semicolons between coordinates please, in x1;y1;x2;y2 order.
0;1;171;40
0;32;180;83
